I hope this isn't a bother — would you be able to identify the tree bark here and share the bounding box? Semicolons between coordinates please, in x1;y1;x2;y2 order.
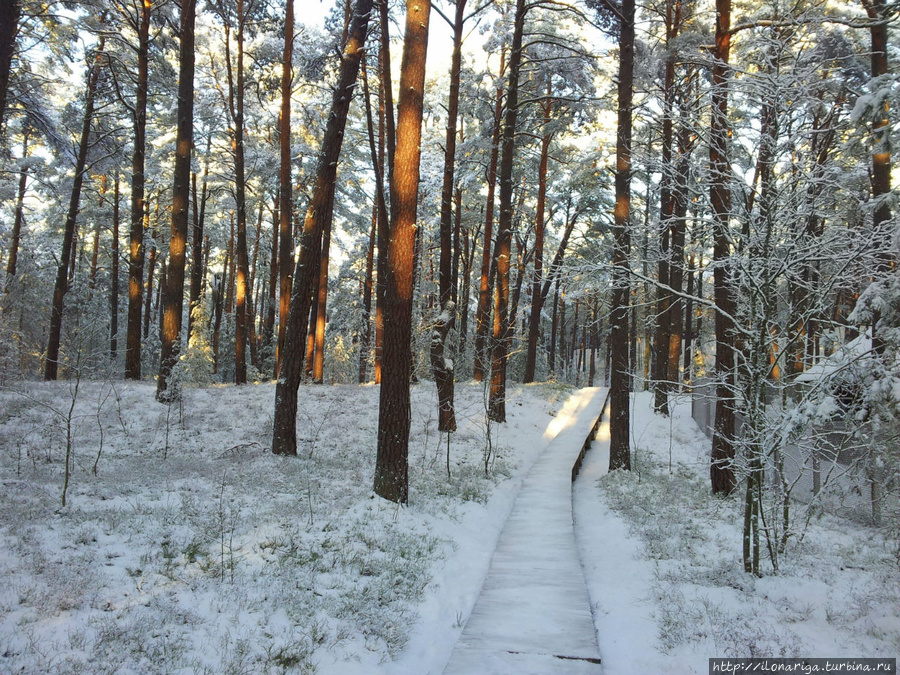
312;213;331;383
157;0;196;400
473;49;505;382
524;82;553;383
863;0;891;356
276;0;294;377
710;0;736;494
652;0;682;415
359;201;377;382
188;137;211;342
44;44;104;381
5;130;27;283
0;0;18;132
110;173;120;359
488;0;526;422
272;0;374;456
608;0;634;471
374;0;431;503
125;0;151;380
431;0;465;430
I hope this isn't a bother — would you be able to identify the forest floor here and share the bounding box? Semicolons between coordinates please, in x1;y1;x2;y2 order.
0;379;897;674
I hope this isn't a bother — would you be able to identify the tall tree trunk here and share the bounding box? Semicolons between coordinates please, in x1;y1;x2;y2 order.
473;49;505;382
45;44;103;381
276;0;294;376
652;0;682;415
524;81;553;383
0;0;19;132
431;0;466;431
374;0;430;503
143;231;157;340
548;279;559;374
188;137;211;341
157;0;196;399
272;0;374;456
683;250;695;382
488;0;526;422
225;212;235;314
608;0;634;470
125;0;151;380
88;175;105;291
219;4;252;385
110;173;120;359
459;216;474;355
863;0;891;356
666;98;691;391
5;129;28;284
263;193;279;365
710;0;736;494
359;202;377;382
362;48;390;385
312;215;331;383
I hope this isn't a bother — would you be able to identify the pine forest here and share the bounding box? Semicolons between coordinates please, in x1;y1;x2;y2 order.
0;0;898;670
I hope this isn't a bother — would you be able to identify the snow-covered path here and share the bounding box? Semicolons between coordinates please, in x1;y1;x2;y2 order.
442;387;608;675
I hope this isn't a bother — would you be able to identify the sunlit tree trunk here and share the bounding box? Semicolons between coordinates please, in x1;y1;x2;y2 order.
374;0;431;502
524;83;553;383
652;8;676;414
374;12;394;384
863;0;892;356
276;0;294;376
710;0;736;494
272;0;374;456
359;202;377;382
218;0;252;385
488;0;526;422
474;50;505;382
125;0;151;380
157;0;196;399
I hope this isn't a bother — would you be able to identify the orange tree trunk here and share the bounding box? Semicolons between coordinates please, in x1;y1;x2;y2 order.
488;0;526;423
125;0;151;380
710;0;736;494
276;0;294;376
374;0;431;503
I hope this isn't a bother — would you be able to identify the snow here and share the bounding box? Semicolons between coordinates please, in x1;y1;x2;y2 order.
0;381;897;674
576;391;899;672
795;333;872;384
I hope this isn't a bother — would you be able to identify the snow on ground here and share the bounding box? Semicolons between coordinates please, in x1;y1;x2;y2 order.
1;381;897;674
576;391;900;674
0;378;571;674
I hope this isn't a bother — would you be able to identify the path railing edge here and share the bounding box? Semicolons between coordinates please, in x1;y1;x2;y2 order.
571;389;611;483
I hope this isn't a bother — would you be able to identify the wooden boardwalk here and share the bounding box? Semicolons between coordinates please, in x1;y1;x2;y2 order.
443;387;608;675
